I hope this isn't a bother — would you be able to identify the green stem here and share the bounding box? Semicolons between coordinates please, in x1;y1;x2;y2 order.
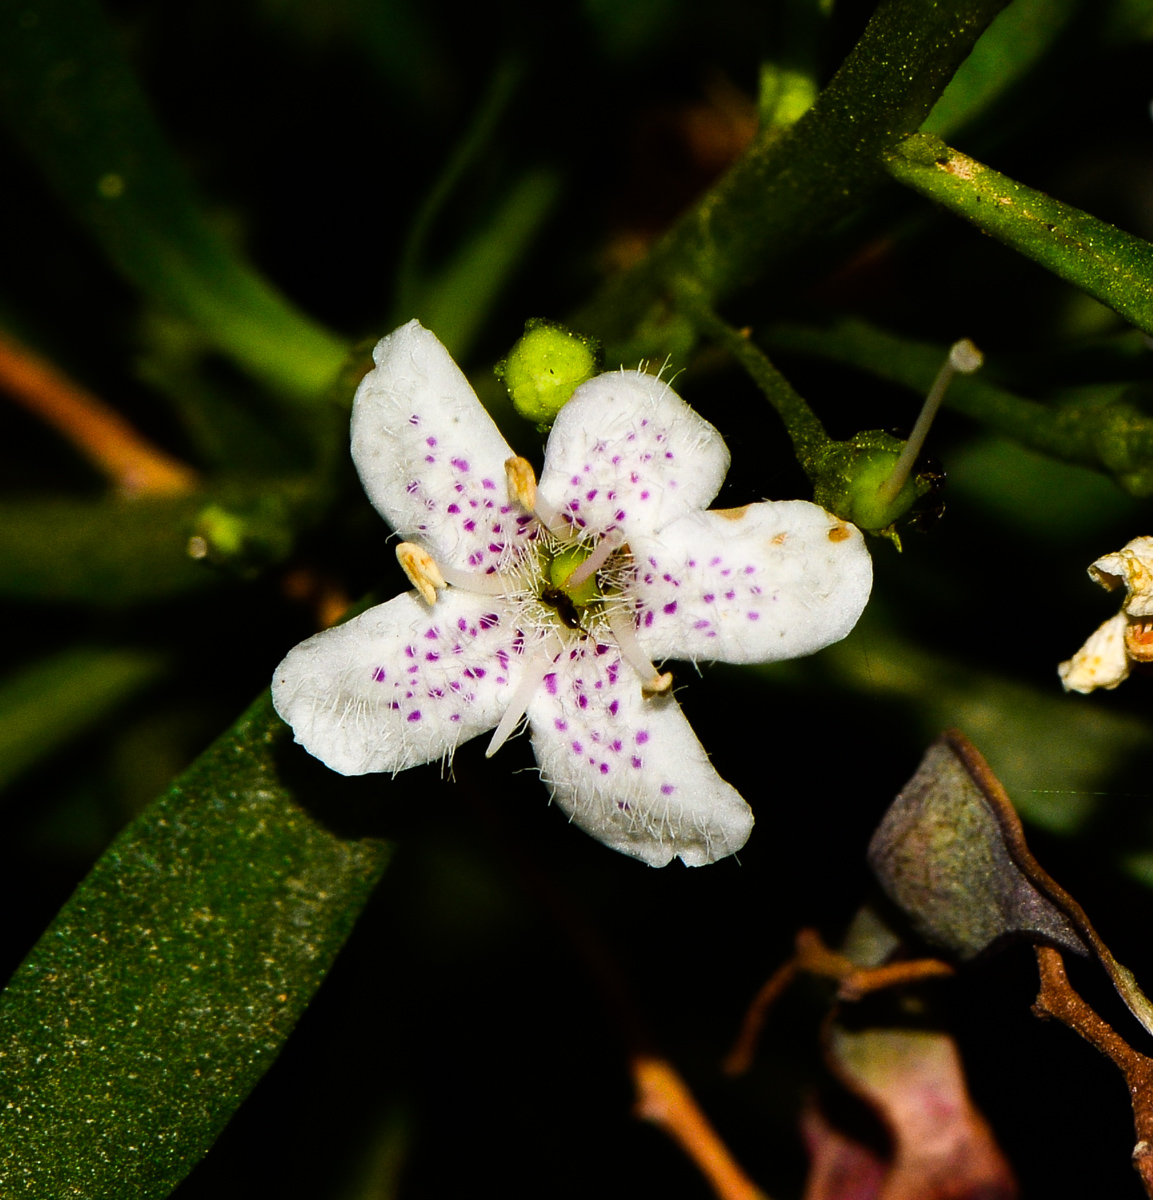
575;0;1011;356
673;283;831;475
885;133;1153;337
767;319;1153;497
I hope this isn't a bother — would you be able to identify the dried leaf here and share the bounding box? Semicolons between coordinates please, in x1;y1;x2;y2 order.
867;733;1086;960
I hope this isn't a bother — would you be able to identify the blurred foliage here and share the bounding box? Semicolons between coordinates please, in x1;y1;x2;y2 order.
4;0;1153;1196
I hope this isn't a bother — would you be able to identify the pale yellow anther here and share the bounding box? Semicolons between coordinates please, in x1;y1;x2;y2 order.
396;542;446;606
505;455;537;513
641;671;674;699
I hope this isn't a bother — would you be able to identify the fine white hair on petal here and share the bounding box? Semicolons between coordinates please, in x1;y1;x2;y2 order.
1058;610;1131;694
271;589;521;775
629;501;873;665
1090;536;1153;617
537;369;730;542
351;320;535;575
526;640;753;867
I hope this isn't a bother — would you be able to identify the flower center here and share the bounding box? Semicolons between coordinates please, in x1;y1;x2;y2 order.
547;544;601;607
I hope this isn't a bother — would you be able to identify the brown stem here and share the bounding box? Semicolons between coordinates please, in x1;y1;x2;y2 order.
724;927;953;1075
0;328;197;496
632;1056;769;1200
1033;946;1153;1197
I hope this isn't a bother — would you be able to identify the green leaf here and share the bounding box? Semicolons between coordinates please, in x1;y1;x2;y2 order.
0;0;348;402
409;168;561;362
0;693;391;1197
577;0;1012;354
922;0;1078;138
0;496;215;605
0;646;167;794
886;133;1153;340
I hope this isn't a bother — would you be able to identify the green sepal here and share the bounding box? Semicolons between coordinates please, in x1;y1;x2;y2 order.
811;430;932;541
495;319;602;429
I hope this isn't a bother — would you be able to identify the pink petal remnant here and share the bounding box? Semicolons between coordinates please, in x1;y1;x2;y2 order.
273;320;874;867
806;1026;1017;1200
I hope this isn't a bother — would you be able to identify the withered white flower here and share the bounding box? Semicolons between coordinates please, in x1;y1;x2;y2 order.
1059;536;1153;694
272;320;873;866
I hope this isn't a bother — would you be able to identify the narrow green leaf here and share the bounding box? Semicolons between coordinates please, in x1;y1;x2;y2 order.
886;133;1153;339
0;0;348;401
0;647;166;793
413;168;561;362
922;0;1077;138
0;496;215;605
576;0;1012;353
0;693;391;1197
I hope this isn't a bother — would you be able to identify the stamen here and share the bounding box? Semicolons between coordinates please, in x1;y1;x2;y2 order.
876;337;983;507
396;542;447;605
438;562;513;595
505;453;567;536
564;529;621;590
505;456;537;512
485;634;563;758
606;604;673;698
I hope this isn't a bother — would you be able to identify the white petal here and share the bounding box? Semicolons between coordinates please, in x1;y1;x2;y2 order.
272;588;521;775
526;641;753;867
1058;610;1130;694
537;370;729;541
1090;536;1153;617
351;320;537;574
628;502;873;664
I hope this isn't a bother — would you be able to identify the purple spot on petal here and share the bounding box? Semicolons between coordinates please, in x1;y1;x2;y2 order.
555;718;567;731
572;741;583;754
482;478;495;490
405;645;415;658
426;651;440;661
577;694;588;709
644;610;654;627
447;503;460;514
586;490;597;501
745;565;756;574
426;436;437;446
450;713;461;722
631;756;643;769
663;601;677;615
425;628;438;640
599;763;609;775
609;699;619;716
480;612;500;628
409;414;420;425
694;620;709;629
703;593;715;603
661;784;675;795
463;519;476;532
748;611;760;621
636;731;650;744
640;491;650;500
425;455;435;463
544;673;558;695
611;739;622;752
451;458;470;472
408;711;422;722
372;666;387;682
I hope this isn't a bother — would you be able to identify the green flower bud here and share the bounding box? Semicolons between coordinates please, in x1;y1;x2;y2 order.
495;319;602;429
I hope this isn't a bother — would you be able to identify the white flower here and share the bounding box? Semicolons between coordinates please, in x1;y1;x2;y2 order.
272;320;873;866
1060;536;1153;694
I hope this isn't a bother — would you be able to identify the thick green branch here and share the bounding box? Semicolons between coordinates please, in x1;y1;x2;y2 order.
886;133;1153;337
576;0;1011;355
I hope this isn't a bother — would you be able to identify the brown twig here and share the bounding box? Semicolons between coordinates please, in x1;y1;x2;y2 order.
724;928;954;1076
454;778;769;1200
1033;945;1153;1197
632;1056;769;1200
0;328;197;496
